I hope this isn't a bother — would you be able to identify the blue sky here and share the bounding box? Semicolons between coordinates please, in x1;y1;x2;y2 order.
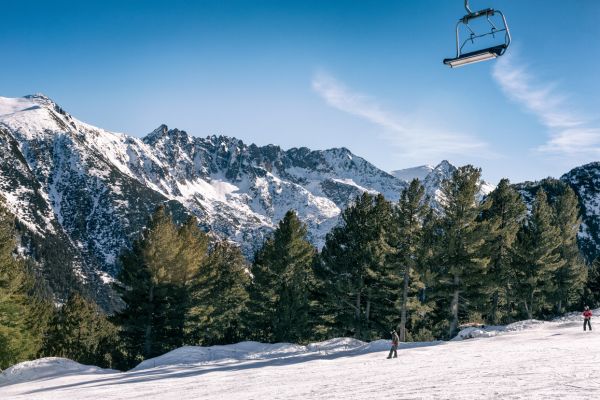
1;0;599;184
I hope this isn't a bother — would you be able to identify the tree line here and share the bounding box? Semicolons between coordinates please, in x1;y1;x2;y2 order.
0;165;596;371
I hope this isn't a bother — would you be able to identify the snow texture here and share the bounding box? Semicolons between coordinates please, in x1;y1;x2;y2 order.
2;312;599;399
0;358;115;385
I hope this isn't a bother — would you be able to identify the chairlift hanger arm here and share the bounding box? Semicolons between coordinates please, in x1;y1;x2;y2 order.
463;1;494;21
464;0;472;14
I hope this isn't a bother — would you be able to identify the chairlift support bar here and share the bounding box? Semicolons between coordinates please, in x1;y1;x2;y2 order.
464;0;473;14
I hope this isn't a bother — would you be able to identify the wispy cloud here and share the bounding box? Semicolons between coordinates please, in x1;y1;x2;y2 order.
311;71;492;161
492;53;600;157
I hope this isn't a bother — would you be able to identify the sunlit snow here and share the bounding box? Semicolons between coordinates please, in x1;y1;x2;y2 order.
2;312;599;399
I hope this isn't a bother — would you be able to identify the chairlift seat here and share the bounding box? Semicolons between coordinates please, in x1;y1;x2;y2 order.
443;1;511;68
443;44;507;68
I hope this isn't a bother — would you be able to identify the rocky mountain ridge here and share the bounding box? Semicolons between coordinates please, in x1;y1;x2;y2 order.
1;94;596;307
0;94;422;305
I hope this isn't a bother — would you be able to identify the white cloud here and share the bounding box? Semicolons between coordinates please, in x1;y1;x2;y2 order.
311;71;492;161
492;53;600;157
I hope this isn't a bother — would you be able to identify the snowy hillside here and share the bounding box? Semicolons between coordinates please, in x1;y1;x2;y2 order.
2;312;599;399
0;94;495;307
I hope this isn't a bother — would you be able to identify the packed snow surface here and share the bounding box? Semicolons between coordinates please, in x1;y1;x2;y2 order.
2;312;600;399
0;358;115;385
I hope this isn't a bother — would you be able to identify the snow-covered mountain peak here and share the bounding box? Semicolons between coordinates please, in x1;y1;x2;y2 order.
434;160;455;174
0;96;81;144
0;96;40;116
23;93;52;104
390;165;434;182
24;93;71;117
143;124;193;146
144;124;169;142
0;94;73;123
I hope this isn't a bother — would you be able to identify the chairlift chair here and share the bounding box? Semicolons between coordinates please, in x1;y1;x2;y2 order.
443;0;511;68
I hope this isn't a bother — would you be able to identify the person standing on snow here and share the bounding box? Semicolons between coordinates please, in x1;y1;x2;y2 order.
583;306;593;331
387;330;400;359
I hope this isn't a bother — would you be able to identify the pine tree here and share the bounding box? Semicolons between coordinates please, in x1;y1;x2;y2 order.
435;165;489;338
550;184;586;314
172;217;209;346
41;293;120;369
480;179;527;324
390;179;429;341
114;206;201;366
0;201;48;369
584;257;600;308
189;240;250;345
247;210;317;343
513;189;564;319
319;193;394;340
409;208;441;340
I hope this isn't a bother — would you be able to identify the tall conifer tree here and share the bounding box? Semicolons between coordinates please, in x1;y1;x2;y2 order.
480;179;526;324
189;240;249;345
114;206;203;365
513;189;563;319
391;179;429;341
550;185;586;313
319;193;394;340
0;201;48;369
247;210;316;343
436;165;489;337
173;217;209;345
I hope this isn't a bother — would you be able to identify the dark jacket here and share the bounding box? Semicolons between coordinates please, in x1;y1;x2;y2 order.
391;331;400;346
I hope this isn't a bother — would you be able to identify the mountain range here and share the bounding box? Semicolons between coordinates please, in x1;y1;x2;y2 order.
0;94;598;308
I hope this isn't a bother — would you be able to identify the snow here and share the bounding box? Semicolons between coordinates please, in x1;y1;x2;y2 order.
0;96;40;117
132;338;395;372
3;313;600;399
480;181;496;197
176;178;239;203
97;271;115;285
0;358;116;386
390;165;434;182
330;178;379;195
452;320;545;340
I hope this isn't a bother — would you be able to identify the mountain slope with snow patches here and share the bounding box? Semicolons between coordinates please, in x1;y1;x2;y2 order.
8;94;600;308
514;162;600;263
0;94;411;306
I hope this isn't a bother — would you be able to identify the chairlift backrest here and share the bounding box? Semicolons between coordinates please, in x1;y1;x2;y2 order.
443;0;511;68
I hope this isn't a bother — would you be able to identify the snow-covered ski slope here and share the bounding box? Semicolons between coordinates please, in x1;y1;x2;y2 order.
2;313;600;399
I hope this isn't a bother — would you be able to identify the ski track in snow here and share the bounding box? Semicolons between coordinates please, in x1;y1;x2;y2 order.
2;316;600;399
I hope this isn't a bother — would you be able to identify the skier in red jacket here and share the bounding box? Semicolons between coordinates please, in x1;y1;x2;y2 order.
583;306;592;331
